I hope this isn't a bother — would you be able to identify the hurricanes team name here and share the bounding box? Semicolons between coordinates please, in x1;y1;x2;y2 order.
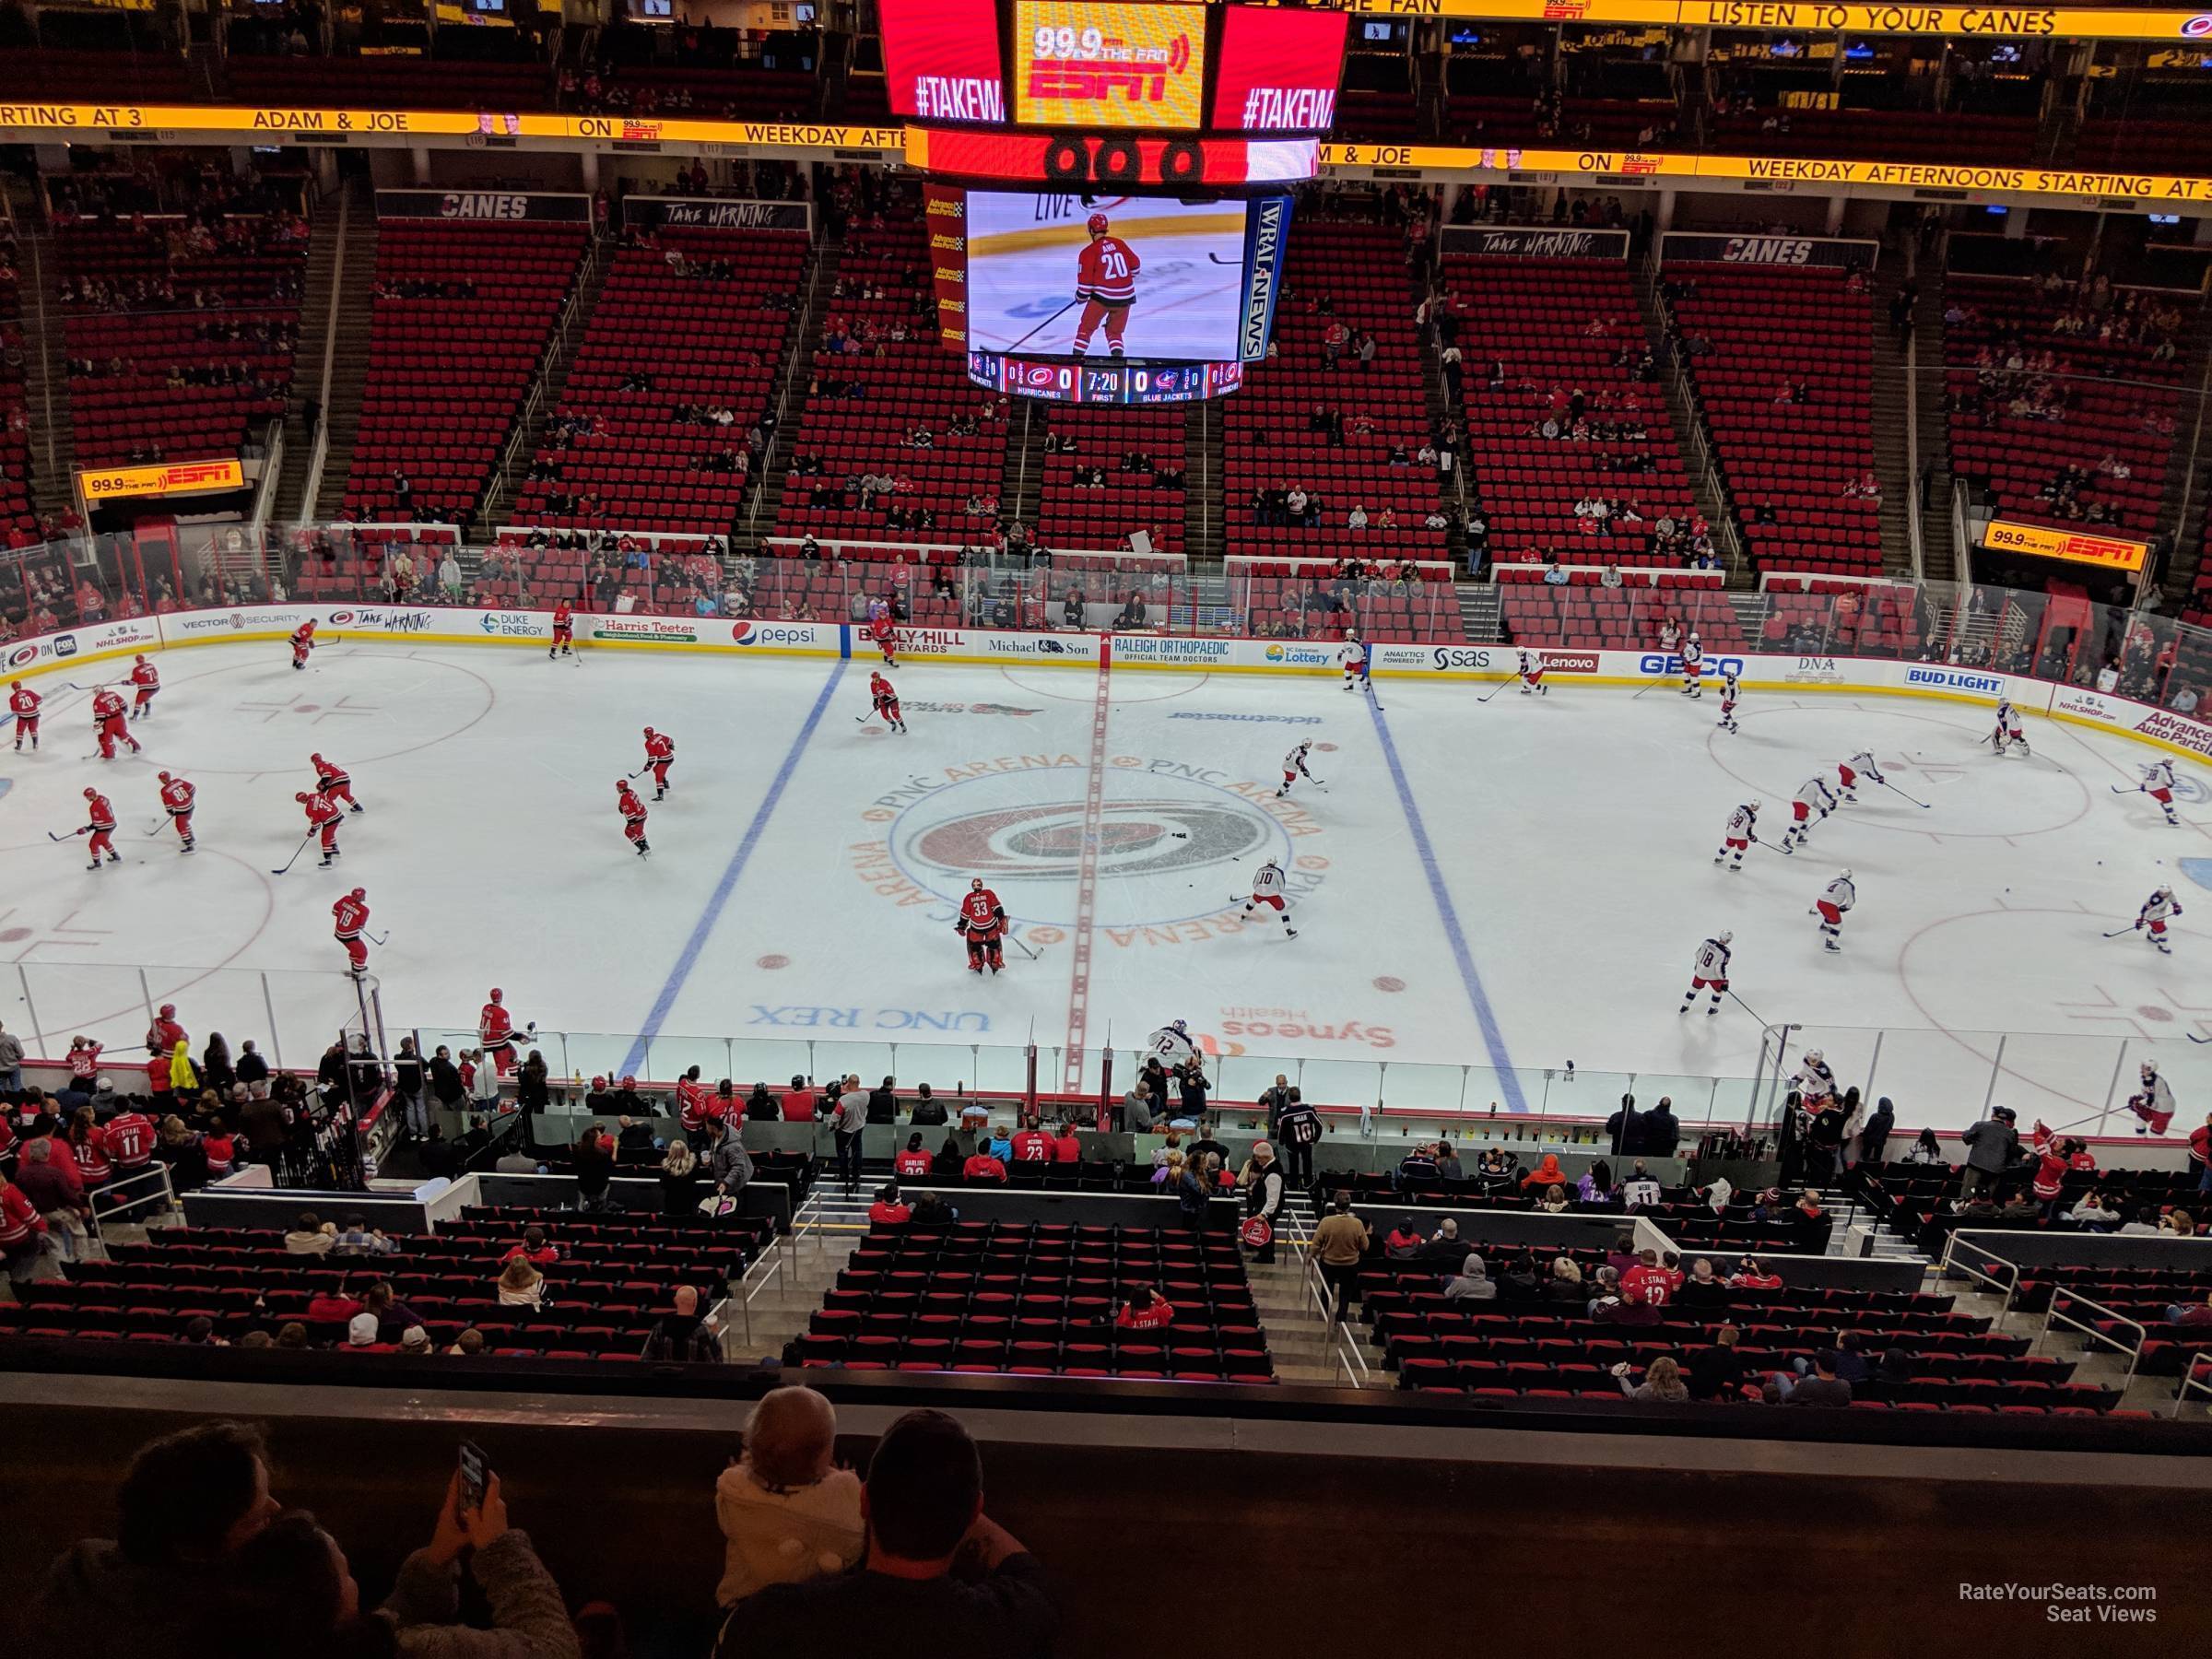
1237;87;1335;131
914;76;1006;123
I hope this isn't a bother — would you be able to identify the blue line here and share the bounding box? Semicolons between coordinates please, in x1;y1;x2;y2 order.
619;660;845;1076
1364;694;1528;1112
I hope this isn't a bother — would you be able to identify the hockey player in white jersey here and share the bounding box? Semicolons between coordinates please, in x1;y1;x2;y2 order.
1792;1048;1838;1107
2136;759;2182;828
2125;1059;2178;1135
1277;740;1319;798
1992;697;2029;756
1240;857;1298;938
2136;884;2183;955
1147;1019;1199;1067
1679;930;1733;1016
1678;632;1705;698
1518;649;1547;696
1717;669;1741;733
1713;799;1760;872
1812;867;1856;952
1337;630;1368;691
1836;747;1885;803
1780;774;1838;853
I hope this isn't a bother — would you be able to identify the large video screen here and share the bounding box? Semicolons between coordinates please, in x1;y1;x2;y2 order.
1211;7;1347;134
965;192;1259;361
1011;0;1208;129
882;0;1006;123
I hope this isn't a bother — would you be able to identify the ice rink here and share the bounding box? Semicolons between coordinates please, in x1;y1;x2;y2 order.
3;637;2208;1135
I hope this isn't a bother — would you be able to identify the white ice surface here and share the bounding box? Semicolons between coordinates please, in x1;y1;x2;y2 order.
3;640;2208;1134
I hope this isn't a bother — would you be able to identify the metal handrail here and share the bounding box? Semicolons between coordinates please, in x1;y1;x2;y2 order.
85;1163;178;1241
2041;1284;2148;1393
1903;300;1925;582
1336;1325;1373;1389
2175;1349;2212;1418
1937;1229;2022;1314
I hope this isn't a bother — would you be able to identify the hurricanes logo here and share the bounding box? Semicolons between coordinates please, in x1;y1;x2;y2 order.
906;800;1267;882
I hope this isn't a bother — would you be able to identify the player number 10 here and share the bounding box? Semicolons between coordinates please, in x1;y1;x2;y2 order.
1035;25;1104;58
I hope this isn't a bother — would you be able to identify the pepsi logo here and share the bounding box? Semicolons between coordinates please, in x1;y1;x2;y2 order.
732;622;755;643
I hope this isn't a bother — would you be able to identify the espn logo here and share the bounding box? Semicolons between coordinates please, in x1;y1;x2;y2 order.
1028;63;1171;103
1542;0;1591;16
79;458;244;500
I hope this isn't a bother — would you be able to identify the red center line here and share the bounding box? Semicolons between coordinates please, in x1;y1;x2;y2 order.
1061;639;1113;1093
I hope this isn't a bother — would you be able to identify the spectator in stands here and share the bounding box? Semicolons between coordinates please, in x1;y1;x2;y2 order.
1242;1141;1285;1264
1959;1106;2020;1199
715;1386;865;1609
1308;1194;1369;1324
26;1420;282;1659
16;1137;89;1267
782;1075;818;1122
715;1407;1055;1659
498;1257;545;1309
1688;1325;1747;1401
217;1466;576;1659
285;1211;335;1254
1771;1350;1853;1406
660;1139;702;1218
963;1142;1008;1183
1856;1096;1896;1168
706;1117;755;1207
642;1283;724;1362
2118;1206;2167;1237
1442;1253;1494;1301
305;1275;363;1325
1904;1126;1945;1165
870;1184;912;1227
833;1076;869;1196
1520;1151;1567;1191
1613;1356;1688;1403
2163;1292;2212;1327
0;1018;19;1092
332;1214;396;1257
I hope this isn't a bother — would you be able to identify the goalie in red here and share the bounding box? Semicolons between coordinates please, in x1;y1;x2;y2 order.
955;877;1009;975
1072;211;1140;361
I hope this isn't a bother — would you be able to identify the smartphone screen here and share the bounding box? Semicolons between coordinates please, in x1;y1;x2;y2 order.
458;1440;489;1514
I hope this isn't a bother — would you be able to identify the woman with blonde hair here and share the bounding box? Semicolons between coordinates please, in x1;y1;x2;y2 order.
496;1254;545;1307
661;1135;701;1218
1543;1255;1584;1301
1616;1353;1689;1403
1535;1182;1570;1214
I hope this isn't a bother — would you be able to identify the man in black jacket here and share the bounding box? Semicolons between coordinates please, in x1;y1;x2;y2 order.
1277;1090;1322;1189
1606;1093;1644;1158
641;1284;723;1361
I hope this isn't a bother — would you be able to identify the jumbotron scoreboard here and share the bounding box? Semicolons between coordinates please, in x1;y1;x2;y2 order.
881;0;1345;403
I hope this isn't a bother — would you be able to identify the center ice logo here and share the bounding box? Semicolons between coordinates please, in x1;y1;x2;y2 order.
907;799;1265;880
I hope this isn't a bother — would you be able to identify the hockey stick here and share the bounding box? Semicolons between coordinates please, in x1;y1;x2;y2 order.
1206;253;1238;265
270;832;315;876
1007;298;1082;354
365;930;390;947
2100;925;2139;939
1724;989;1774;1026
46;829;85;841
65;681;117;693
1006;933;1041;961
1477;677;1515;704
2188;1032;2211;1044
1878;778;1933;810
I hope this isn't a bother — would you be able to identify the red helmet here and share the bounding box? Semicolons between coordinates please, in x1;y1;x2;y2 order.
159;1004;175;1018
350;887;366;900
311;752;325;764
295;792;312;803
488;989;503;1003
971;877;985;891
135;654;147;663
8;679;18;688
642;726;656;736
83;786;98;799
158;771;171;783
616;779;629;790
1087;212;1109;234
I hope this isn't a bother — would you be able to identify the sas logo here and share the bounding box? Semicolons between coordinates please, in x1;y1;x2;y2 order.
1428;646;1498;671
328;610;356;625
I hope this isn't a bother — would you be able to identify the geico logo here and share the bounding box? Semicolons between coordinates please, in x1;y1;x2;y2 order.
1640;653;1745;676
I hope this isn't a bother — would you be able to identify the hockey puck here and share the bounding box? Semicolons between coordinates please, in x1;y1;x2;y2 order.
1170;831;1188;839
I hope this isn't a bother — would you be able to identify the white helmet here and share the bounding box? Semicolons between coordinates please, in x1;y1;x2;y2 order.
1298;740;1312;751
1343;629;1358;641
2142;1060;2160;1078
1747;799;1761;813
1839;868;1853;880
2157;884;2174;899
1806;1048;1824;1064
1688;629;1700;641
1718;930;1733;945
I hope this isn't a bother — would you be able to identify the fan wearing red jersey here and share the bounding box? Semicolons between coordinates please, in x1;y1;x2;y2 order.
157;771;197;853
550;599;574;659
955;877;1008;974
618;780;651;855
333;888;371;977
1072;212;1141;360
642;727;676;800
106;1104;157;1171
128;655;160;718
8;679;41;750
80;787;120;869
92;686;140;759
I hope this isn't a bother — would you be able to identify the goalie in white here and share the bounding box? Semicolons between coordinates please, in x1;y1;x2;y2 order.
1992;697;2029;756
1812;867;1856;952
1337;630;1368;691
1678;930;1733;1017
1240;857;1299;938
1146;1019;1199;1068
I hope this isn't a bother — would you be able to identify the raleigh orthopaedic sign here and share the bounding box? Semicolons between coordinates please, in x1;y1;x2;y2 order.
78;459;245;501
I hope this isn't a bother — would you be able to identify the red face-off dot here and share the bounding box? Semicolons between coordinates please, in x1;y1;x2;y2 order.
757;954;791;971
1372;976;1405;994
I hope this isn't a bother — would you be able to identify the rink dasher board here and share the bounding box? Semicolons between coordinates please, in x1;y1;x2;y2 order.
5;606;2209;768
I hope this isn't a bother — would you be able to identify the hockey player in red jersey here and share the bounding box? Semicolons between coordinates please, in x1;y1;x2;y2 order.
617;779;651;856
80;787;120;869
156;771;197;853
479;988;523;1077
290;618;317;669
1071;212;1140;360
297;789;343;866
955;877;1008;974
146;1004;186;1058
550;599;574;659
311;753;363;813
91;686;140;759
868;671;907;734
333;888;371;977
641;727;676;800
867;614;898;667
8;679;40;750
128;655;159;718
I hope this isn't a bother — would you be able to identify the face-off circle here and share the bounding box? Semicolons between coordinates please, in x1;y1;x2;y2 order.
140;655;497;774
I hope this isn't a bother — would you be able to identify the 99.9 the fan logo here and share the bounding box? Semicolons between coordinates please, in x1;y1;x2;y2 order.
1042;134;1207;184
